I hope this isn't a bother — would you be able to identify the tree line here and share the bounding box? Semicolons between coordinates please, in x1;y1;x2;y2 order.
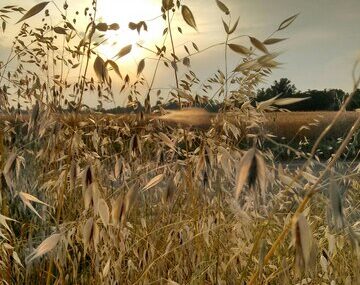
21;77;355;114
255;78;360;111
104;78;360;114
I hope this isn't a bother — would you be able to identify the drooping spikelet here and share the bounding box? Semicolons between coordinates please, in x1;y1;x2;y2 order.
235;147;267;202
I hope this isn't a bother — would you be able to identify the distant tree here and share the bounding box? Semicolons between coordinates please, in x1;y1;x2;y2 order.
257;78;297;101
299;90;335;111
256;79;349;111
347;89;360;110
283;89;344;111
328;89;347;110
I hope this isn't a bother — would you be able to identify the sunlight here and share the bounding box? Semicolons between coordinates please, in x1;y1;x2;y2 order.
96;0;164;61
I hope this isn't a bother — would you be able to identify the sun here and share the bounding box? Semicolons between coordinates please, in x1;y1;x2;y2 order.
95;0;164;61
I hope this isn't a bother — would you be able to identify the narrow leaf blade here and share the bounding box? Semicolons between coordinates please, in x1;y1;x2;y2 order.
215;0;230;15
115;44;132;59
228;44;250;55
143;174;164;191
274;97;310;106
278;13;299;31
181;5;197;31
249;36;268;54
16;2;50;24
137;59;145;76
263;38;287;45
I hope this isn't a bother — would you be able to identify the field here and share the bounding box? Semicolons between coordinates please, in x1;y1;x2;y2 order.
1;1;360;284
0;109;360;284
2;110;358;137
265;111;360;140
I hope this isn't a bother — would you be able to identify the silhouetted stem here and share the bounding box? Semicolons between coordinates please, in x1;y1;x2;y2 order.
167;10;180;108
248;75;360;284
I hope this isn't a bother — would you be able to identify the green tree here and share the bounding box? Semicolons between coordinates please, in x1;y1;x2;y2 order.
347;89;360;110
257;78;297;101
329;89;347;109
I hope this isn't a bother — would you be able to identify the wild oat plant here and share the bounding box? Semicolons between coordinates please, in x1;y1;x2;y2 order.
0;1;360;284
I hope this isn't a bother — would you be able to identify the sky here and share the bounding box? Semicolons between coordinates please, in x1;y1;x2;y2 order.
0;0;359;107
185;0;360;93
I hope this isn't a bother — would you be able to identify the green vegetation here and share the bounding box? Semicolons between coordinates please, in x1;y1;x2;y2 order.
0;1;359;284
257;78;360;111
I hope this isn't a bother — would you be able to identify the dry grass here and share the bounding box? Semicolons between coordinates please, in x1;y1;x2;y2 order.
0;107;359;284
0;1;360;284
265;111;360;140
4;110;358;140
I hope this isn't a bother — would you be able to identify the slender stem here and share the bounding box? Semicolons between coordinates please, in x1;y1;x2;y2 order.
166;10;180;108
223;16;231;103
46;50;51;103
146;56;162;98
77;1;98;111
0;43;14;87
0;43;15;111
278;81;360;198
248;75;360;284
137;43;172;63
60;10;67;83
177;34;249;62
144;24;170;100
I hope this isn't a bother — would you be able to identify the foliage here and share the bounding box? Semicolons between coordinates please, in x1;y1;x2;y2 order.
257;78;297;101
256;78;360;111
347;89;360;111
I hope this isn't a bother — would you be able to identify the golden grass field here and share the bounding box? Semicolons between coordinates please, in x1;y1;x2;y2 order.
1;108;359;284
1;111;358;140
264;111;360;140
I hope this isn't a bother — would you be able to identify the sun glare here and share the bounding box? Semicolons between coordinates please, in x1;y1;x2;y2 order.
96;0;164;61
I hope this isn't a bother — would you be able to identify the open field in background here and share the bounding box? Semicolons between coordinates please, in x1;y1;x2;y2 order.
2;111;358;140
264;111;360;140
2;110;359;166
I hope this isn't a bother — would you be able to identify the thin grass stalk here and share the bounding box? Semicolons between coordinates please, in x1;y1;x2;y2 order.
45;168;69;285
177;34;249;62
0;42;15;112
252;67;360;252
133;223;229;284
286;65;360;189
237;222;268;283
0;43;14;87
248;109;360;284
144;26;170;106
223;18;230;101
215;175;222;284
166;10;180;108
77;0;98;111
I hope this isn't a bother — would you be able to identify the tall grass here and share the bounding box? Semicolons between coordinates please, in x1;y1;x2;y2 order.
0;1;360;284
